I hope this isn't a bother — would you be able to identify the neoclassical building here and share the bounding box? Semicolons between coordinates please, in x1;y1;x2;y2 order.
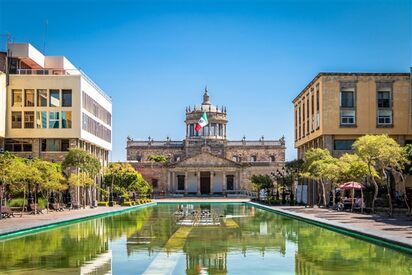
126;89;285;195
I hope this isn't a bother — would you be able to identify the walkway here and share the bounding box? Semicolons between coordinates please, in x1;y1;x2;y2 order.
254;204;412;249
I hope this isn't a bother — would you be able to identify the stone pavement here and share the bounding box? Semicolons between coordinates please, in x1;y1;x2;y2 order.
255;204;412;249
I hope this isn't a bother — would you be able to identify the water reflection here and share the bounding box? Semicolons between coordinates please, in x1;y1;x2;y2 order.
0;204;411;274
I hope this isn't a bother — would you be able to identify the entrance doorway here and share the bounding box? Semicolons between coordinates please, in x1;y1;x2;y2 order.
200;172;211;194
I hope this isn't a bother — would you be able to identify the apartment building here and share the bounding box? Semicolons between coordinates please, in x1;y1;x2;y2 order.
2;43;112;166
293;72;411;159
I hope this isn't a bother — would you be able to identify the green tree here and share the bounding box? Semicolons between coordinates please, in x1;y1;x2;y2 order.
353;134;407;214
285;159;304;204
250;174;273;201
147;155;170;163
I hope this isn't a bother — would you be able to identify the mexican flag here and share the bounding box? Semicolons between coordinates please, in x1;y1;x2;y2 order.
195;112;208;132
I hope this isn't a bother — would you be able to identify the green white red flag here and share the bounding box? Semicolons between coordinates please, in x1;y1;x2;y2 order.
195;112;208;132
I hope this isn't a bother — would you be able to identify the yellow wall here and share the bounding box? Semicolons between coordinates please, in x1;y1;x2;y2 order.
0;73;6;137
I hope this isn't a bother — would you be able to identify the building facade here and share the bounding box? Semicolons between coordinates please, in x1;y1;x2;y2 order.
293;71;412;204
127;89;286;195
1;43;112;166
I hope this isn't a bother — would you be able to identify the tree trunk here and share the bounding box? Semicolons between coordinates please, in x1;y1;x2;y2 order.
385;170;393;217
21;186;26;217
368;163;379;213
320;178;326;207
332;186;336;207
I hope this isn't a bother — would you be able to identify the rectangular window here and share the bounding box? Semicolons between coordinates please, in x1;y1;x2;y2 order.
62;111;72;128
340;110;356;125
41;139;70;151
334;140;355;151
12;90;22;107
24;89;35;107
377;91;391;108
250;155;257;162
190;124;194;136
226;175;234;191
62;89;72;107
218;124;223;136
151;179;158;188
24;111;34;128
210;123;216;136
82;113;111;142
377;109;392;125
316;90;320;111
49;89;60;107
311;94;314;114
11;111;22;128
177;175;185;191
341;91;354;108
4;139;32;152
37;89;48;107
36;111;47;128
49;111;60;128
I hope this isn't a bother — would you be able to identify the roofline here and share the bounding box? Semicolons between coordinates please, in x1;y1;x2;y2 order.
292;72;410;104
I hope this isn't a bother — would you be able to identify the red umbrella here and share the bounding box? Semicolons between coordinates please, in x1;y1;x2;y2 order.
338;182;364;212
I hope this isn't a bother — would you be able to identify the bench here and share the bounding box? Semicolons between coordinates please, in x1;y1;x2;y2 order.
1;206;15;218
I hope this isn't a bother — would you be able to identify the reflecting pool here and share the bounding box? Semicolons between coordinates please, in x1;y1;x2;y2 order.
0;203;411;274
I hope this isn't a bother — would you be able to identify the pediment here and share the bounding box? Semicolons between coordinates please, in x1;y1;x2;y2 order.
173;152;239;168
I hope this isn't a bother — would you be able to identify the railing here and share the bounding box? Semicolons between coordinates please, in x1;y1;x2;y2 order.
227;140;282;146
127;140;184;147
226;189;258;198
12;68;112;102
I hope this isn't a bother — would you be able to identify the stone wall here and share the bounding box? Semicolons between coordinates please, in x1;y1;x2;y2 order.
226;146;285;162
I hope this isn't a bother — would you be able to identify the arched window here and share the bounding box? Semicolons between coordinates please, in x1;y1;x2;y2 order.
270;155;276;162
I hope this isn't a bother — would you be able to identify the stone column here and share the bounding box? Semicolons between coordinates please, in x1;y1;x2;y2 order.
171;171;175;193
184;171;188;196
167;171;171;193
222;171;226;196
237;171;241;191
197;170;201;195
210;171;214;195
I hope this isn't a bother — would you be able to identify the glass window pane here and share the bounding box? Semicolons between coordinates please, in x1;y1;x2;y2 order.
62;89;72;107
49;111;60;128
36;111;47;128
62;111;72;128
11;111;22;128
341;91;354;108
24;89;35;107
24;111;34;128
49;90;60;107
37;89;48;107
12;90;22;107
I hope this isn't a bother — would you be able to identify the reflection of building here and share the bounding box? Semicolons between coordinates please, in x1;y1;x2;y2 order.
80;250;112;275
1;43;111;165
293;71;412;204
127;89;285;195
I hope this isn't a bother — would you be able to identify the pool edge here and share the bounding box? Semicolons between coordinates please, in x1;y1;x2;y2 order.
247;202;412;255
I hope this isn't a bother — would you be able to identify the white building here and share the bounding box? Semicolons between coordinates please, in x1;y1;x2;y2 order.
2;43;112;166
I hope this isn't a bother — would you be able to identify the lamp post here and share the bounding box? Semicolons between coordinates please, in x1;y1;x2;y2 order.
109;166;120;207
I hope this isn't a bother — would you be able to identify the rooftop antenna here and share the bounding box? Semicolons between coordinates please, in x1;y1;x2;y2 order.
43;19;48;53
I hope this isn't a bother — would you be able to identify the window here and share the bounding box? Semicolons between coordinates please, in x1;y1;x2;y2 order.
12;90;22;107
177;175;185;191
210;123;216;136
341;91;354;108
41;139;70;151
5;139;32;152
11;112;22;128
49;112;60;128
62;111;72;128
190;124;194;136
377;91;391;108
24;111;34;128
377;110;392;125
250;155;257;162
82;113;111;142
226;175;234;191
49;89;60;107
37;89;48;106
36;111;47;128
82;92;112;125
270;155;276;162
24;89;35;106
62;89;72;107
151;178;158;188
232;156;238;162
136;155;142;162
340;110;356;125
316;90;320;111
219;124;223;136
174;155;181;162
334;140;355;151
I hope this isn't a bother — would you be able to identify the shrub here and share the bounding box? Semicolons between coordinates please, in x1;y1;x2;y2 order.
37;198;47;209
97;201;109;207
122;201;133;206
9;198;25;207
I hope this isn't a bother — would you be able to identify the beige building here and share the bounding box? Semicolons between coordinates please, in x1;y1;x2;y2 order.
293;72;412;159
2;43;112;166
127;89;286;196
293;71;412;204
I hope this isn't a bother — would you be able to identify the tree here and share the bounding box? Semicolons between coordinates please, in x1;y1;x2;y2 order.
147;155;170;163
302;148;332;207
62;149;101;207
285;159;304;204
103;163;152;199
353;134;407;214
250;174;273;201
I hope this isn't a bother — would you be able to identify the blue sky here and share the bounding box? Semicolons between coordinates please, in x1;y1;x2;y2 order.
0;0;411;161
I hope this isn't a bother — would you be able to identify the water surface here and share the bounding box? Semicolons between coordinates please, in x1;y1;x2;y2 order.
0;203;411;274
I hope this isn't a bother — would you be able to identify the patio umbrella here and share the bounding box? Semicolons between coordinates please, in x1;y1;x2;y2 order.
339;182;364;213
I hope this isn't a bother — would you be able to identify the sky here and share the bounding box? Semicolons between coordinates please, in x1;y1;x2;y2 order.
0;0;411;161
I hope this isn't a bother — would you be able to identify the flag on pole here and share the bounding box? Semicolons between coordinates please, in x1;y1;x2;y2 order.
195;112;208;132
